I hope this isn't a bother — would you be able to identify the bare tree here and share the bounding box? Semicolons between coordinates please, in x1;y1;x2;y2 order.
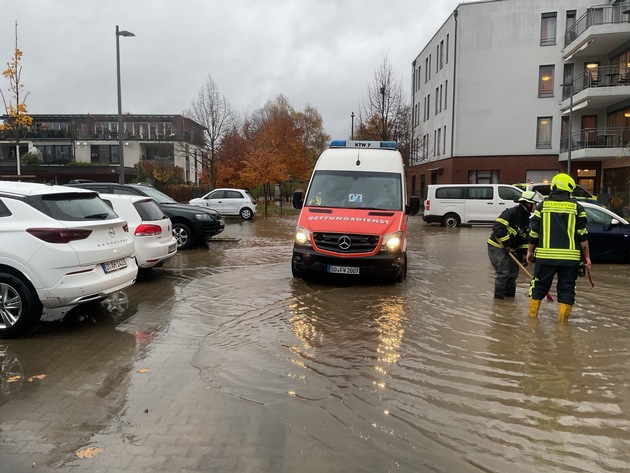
0;21;32;176
185;75;236;189
355;58;411;141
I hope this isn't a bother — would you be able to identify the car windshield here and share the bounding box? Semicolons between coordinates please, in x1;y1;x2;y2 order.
304;170;402;210
135;186;177;204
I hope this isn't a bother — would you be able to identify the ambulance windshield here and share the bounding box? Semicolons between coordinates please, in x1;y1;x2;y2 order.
305;170;402;210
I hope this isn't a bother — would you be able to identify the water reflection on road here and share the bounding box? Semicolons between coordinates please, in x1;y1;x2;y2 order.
1;215;630;472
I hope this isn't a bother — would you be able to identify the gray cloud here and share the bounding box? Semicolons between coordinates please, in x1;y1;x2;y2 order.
2;0;463;139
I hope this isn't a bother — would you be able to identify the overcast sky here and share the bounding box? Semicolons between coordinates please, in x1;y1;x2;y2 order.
1;0;467;139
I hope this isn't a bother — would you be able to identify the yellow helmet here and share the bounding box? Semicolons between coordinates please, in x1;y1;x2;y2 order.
550;173;576;193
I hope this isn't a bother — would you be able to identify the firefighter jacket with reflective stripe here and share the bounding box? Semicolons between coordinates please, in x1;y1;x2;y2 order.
528;192;588;263
487;203;531;252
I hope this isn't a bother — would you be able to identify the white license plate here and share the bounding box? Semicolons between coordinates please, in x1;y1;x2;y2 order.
102;258;127;273
168;243;177;253
327;265;360;275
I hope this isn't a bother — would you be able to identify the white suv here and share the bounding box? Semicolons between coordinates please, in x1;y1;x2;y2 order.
99;194;178;269
189;188;257;220
0;181;138;338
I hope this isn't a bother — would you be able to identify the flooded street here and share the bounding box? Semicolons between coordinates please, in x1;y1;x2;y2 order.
1;215;630;472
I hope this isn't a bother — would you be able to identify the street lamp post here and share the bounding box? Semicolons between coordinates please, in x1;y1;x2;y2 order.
562;79;574;175
116;25;135;184
351;112;355;139
380;86;386;140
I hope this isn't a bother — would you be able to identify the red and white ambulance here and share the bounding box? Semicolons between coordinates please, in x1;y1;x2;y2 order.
291;140;420;282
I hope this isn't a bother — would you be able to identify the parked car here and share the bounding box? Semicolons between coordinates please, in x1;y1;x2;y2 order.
0;181;138;338
99;194;178;270
513;182;599;205
65;182;225;249
189;188;257;220
581;201;630;263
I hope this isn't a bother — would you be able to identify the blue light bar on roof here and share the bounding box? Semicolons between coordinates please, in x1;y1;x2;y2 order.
329;140;397;149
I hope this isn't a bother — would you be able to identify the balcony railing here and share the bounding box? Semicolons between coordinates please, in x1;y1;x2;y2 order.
560;127;630;152
7;130;189;141
562;65;630;99
565;3;630;46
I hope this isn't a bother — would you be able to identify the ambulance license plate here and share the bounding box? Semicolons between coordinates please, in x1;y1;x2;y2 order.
102;258;127;273
327;265;359;275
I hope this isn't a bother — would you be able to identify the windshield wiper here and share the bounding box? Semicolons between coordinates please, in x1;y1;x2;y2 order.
85;213;110;219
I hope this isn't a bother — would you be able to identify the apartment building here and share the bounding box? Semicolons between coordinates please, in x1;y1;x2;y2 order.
408;0;630;212
0;114;208;184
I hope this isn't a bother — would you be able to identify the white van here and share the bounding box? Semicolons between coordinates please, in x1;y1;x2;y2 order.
291;140;420;282
423;184;523;227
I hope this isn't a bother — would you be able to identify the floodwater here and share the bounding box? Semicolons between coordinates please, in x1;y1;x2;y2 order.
1;215;630;473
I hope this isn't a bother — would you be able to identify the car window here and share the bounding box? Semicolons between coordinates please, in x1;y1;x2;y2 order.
533;185;551;195
499;186;522;201
584;206;613;225
131;185;176;204
209;190;224;199
38;194;118;221
115;187;143;196
134;200;167;221
435;187;464;199
466;187;493;199
225;190;242;199
0;199;11;217
572;186;592;198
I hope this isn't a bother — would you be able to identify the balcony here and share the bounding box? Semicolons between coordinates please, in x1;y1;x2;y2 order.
561;66;630;111
564;4;630;60
560;127;630;161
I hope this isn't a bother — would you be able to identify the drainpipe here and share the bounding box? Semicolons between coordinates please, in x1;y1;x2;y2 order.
450;8;458;161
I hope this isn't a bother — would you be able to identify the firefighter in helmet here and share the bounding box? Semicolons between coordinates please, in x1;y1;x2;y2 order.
526;173;591;322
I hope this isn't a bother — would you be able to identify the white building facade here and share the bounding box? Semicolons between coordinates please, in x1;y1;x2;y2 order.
408;0;630;214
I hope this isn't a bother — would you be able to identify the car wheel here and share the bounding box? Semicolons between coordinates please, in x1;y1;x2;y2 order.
240;207;254;220
173;223;194;250
0;273;43;339
291;261;302;278
394;254;407;283
442;213;461;228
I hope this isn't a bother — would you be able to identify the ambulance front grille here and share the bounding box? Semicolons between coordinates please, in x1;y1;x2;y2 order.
312;233;379;254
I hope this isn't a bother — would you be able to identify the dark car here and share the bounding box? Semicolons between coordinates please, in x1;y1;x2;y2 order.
65;182;224;249
582;201;630;263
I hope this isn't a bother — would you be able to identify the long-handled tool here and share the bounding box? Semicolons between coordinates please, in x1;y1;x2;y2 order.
495;237;553;302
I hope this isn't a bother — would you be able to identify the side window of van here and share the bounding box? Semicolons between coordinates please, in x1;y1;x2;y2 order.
466;187;493;199
499;186;522;201
436;187;464;199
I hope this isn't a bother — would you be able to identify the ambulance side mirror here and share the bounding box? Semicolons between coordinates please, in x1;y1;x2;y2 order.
406;196;420;215
292;189;305;209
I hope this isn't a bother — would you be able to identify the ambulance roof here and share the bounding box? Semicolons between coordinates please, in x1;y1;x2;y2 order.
315;140;404;173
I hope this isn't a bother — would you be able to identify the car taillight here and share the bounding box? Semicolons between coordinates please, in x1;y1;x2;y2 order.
135;224;162;236
27;228;92;244
425;200;430;211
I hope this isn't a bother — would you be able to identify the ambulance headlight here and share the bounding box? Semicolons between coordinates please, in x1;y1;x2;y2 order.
381;231;403;252
294;226;311;246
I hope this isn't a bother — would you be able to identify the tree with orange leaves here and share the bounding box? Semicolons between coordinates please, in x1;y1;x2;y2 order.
1;22;32;177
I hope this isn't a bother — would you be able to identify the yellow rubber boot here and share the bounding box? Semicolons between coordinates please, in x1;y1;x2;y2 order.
528;299;542;318
558;303;573;323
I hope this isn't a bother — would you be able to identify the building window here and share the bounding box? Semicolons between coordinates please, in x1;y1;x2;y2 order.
443;126;447;154
536;117;552;148
469;170;499;184
565;10;577;44
425;57;429;82
446;34;449;64
540;12;557;46
444;80;448;109
437;128;441;154
435;87;439;115
439;40;444;69
538;65;554;97
90;145;119;164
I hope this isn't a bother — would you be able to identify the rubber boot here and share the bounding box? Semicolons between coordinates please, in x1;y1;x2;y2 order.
494;291;505;300
505;285;516;297
558;303;572;323
528;299;542;318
